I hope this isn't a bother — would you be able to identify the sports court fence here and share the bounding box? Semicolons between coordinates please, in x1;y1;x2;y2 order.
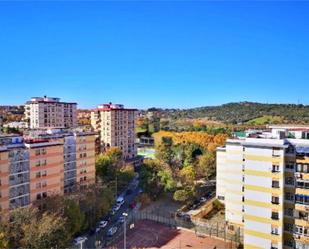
103;209;243;249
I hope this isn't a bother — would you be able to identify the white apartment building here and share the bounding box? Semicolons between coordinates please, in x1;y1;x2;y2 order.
217;126;309;249
25;96;77;129
91;103;137;160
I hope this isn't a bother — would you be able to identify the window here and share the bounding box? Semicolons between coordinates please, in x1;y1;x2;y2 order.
285;192;294;201
285;162;294;170
41;159;47;166
271;226;279;235
36;193;42;200
271;196;279;204
42;192;47;198
36;182;41;189
284;223;293;232
285;177;294;186
35;149;40;156
272;180;280;188
271;243;278;249
36;172;41;178
271;212;279;220
42;181;47;187
272;165;280;172
42;170;47;177
284;208;293;217
36;160;41;167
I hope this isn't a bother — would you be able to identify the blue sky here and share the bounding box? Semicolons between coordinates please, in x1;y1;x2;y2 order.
0;1;308;109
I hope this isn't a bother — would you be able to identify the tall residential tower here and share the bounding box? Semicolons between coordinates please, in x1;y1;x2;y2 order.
91;103;137;160
216;126;309;249
25;96;77;129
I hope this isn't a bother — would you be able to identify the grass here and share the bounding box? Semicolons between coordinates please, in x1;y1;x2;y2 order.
246;115;284;125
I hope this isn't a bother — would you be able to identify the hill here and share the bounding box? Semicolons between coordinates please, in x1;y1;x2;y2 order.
151;102;309;124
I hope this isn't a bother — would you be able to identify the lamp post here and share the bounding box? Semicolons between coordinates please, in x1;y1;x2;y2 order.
123;212;128;249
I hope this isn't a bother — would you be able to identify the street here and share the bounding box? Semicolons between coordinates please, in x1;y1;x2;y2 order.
82;176;140;249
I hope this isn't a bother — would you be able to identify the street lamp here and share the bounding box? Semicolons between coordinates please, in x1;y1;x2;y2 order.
123;212;128;249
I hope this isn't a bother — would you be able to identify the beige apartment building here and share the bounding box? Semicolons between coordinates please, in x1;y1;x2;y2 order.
0;130;96;215
91;103;137;160
24;96;77;129
217;126;309;249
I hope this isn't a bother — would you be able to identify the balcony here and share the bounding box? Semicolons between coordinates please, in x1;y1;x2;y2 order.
9;195;30;210
9;184;30;199
9;162;29;174
8;150;29;163
9;173;30;186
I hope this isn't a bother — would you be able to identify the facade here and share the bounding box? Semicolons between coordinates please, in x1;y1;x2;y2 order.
217;127;309;249
24;96;77;129
91;103;137;159
0;130;95;215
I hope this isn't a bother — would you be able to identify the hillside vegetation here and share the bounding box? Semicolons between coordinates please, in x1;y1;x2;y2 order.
156;102;309;124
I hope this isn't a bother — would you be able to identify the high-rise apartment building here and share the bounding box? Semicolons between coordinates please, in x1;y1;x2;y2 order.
0;130;95;215
25;96;77;129
216;126;309;249
91;103;137;159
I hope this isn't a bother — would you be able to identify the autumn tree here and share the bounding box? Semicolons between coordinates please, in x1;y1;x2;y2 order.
6;207;69;249
196;152;216;179
156;136;175;165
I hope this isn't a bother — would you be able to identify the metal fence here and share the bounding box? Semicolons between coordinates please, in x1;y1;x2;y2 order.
102;209;242;249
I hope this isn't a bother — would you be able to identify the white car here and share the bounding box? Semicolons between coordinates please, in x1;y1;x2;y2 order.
73;236;87;245
99;220;108;228
116;196;125;206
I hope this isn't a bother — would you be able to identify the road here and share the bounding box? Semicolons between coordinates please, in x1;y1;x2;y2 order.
82;177;140;249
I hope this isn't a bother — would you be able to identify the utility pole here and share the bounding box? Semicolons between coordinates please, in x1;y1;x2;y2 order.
123;212;128;249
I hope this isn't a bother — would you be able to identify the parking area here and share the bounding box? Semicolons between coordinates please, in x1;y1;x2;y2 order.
112;220;230;249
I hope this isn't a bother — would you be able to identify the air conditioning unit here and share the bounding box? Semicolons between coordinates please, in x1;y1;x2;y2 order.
293;234;301;239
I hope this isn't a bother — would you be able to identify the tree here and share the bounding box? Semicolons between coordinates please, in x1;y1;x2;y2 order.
139;160;164;198
95;154;114;181
196;152;216;179
63;198;85;237
96;147;123;182
157;169;176;192
156;136;175;165
179;165;196;185
7;207;69;249
21;212;68;249
0;232;8;249
173;189;190;202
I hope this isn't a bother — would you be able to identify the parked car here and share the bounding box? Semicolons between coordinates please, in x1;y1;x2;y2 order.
117;215;126;223
99;220;108;228
116;196;125;206
183;214;191;222
200;197;207;203
73;236;87;245
113;204;121;212
107;226;118;237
